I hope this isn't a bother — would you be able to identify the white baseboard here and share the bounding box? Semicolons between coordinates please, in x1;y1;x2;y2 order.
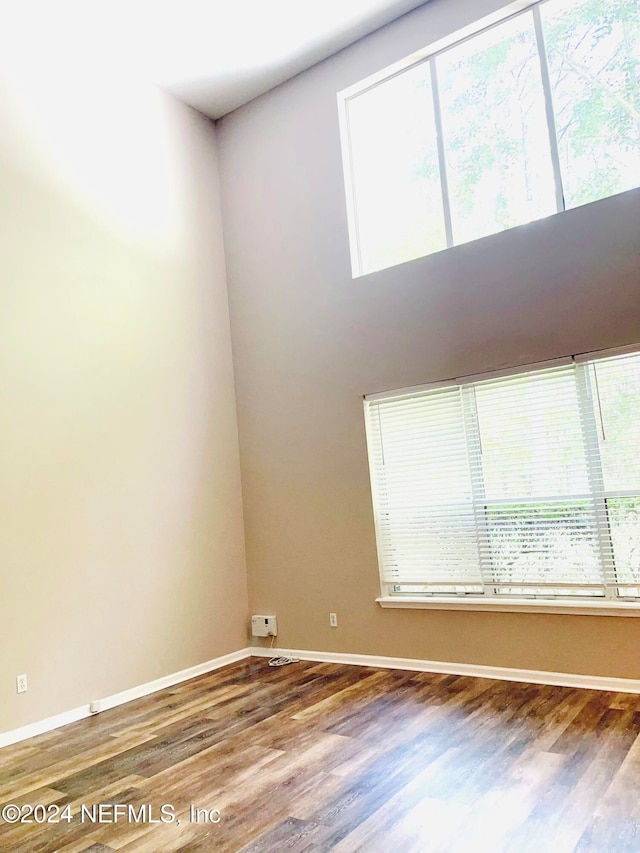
250;646;640;694
5;644;639;750
0;647;252;750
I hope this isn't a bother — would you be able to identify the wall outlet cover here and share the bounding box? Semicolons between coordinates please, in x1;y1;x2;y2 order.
251;615;278;637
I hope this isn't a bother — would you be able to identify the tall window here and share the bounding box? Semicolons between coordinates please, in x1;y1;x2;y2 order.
364;349;640;602
341;0;640;276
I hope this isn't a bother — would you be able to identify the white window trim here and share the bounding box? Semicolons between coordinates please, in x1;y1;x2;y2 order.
338;0;638;278
366;343;640;616
376;595;640;616
338;1;537;103
337;0;541;278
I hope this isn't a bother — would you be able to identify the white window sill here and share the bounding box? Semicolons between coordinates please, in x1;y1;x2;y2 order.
376;596;640;617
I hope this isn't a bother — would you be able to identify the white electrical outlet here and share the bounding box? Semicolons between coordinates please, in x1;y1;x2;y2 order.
251;615;277;638
16;674;27;694
329;612;338;627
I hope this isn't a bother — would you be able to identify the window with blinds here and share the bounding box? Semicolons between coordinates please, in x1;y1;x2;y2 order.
364;349;640;601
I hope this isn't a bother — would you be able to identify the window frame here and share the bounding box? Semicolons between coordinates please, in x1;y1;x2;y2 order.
364;344;640;616
338;0;638;278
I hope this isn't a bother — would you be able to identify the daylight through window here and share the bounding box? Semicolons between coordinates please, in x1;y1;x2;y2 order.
341;0;640;276
364;349;640;603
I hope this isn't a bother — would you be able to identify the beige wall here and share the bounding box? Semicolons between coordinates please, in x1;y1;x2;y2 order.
0;63;248;733
218;0;640;678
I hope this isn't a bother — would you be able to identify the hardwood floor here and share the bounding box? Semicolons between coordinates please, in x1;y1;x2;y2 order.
2;657;640;852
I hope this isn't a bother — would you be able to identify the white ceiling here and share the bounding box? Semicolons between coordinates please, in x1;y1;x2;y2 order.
1;0;429;118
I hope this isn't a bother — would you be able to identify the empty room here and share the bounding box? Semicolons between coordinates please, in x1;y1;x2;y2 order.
2;0;640;850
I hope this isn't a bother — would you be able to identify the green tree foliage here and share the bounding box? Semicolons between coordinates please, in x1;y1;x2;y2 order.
542;0;640;206
348;0;640;274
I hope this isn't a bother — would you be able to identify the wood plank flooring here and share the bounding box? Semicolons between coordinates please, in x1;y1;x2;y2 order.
2;658;640;852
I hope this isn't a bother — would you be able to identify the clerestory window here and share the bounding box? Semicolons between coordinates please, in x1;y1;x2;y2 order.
339;0;640;277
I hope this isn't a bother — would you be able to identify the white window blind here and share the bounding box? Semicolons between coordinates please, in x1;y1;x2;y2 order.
365;351;640;601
